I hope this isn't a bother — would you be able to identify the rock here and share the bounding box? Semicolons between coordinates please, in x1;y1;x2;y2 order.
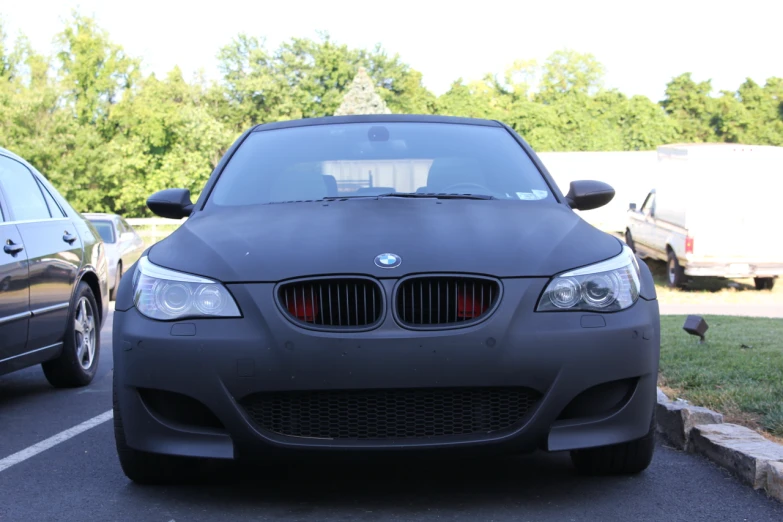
766;461;783;502
655;394;724;450
690;424;783;489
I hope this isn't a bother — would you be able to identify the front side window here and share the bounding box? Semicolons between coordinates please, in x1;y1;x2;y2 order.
641;192;656;216
0;156;51;221
207;122;555;208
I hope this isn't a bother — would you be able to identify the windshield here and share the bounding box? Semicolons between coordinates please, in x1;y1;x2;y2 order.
207;122;556;207
90;220;116;243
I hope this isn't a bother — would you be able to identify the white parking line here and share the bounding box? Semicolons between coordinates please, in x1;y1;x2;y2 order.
0;410;113;473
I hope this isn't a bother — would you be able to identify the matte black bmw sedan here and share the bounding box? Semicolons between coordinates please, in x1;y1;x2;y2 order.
0;147;109;386
112;115;660;484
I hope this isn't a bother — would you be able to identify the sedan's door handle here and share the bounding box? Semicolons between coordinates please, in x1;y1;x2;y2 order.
63;232;77;244
3;242;24;255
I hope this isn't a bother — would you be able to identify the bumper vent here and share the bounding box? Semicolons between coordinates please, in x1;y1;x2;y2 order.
396;276;501;328
278;277;383;329
239;387;541;441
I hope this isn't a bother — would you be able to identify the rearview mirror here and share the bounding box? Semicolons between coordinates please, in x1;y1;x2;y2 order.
146;188;194;219
564;180;615;211
629;202;637;211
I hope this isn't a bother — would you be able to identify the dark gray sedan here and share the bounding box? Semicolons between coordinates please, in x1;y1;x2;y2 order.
0;147;109;387
112;115;660;484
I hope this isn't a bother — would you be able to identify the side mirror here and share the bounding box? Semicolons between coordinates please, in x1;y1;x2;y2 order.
629;202;637;211
146;188;194;219
564;180;615;211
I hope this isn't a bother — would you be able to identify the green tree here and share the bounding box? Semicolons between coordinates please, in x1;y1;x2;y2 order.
104;68;235;216
55;12;139;130
660;73;715;142
737;78;783;145
537;49;605;103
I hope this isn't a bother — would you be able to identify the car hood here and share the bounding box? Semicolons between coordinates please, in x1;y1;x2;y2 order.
147;199;621;282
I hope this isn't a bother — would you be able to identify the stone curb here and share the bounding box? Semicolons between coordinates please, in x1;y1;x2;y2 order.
656;387;783;502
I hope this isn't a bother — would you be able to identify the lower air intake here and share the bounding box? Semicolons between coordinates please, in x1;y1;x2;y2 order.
239;387;541;441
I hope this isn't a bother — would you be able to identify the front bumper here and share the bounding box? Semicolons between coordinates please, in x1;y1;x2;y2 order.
113;277;660;460
684;259;783;278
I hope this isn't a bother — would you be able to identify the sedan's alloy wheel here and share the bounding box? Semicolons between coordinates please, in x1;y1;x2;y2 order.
74;296;96;369
41;281;101;388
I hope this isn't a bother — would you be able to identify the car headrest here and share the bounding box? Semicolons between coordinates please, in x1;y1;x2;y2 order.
269;169;328;202
322;174;338;197
426;158;486;192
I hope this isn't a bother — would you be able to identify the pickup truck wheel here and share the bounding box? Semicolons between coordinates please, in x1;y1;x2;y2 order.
624;230;636;253
667;251;686;288
754;277;775;291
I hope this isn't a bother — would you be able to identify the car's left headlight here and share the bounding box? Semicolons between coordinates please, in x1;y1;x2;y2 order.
132;256;241;320
536;244;641;312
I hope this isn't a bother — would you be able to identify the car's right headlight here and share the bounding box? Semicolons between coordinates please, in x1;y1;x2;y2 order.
132;256;241;321
536;244;641;312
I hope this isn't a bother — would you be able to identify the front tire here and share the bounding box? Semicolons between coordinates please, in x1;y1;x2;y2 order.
570;413;656;476
42;281;100;388
113;379;202;484
754;277;775;291
667;250;686;288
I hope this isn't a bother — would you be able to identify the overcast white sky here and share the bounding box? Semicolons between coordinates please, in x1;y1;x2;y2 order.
2;0;781;102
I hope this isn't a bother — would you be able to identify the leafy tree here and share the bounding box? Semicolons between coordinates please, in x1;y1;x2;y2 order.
334;66;391;115
55;12;139;130
737;78;783;145
537;49;605;103
660;73;715;142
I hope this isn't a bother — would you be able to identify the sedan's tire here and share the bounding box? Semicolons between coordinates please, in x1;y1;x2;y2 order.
110;263;121;301
570;414;656;476
113;380;201;484
667;250;686;288
754;277;775;291
42;281;100;388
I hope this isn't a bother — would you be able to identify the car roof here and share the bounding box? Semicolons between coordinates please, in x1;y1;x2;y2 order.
83;213;119;220
250;114;503;133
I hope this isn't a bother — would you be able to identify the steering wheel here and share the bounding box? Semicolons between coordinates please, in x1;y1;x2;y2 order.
440;182;491;194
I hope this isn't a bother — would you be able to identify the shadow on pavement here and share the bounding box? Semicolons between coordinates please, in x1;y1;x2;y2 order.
118;450;623;512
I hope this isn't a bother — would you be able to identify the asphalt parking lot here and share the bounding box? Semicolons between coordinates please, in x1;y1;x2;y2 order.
2;307;783;522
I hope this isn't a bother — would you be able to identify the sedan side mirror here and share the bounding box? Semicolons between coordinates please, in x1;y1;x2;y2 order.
629;202;637;211
146;188;194;219
564;180;615;211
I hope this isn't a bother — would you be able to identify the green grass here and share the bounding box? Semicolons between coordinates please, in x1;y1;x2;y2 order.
659;315;783;437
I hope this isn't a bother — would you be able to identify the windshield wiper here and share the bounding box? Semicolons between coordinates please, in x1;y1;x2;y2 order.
376;192;496;200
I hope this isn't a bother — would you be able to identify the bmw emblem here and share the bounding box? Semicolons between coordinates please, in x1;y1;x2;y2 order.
374;253;402;269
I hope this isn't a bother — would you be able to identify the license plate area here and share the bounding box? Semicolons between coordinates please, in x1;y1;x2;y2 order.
729;263;751;275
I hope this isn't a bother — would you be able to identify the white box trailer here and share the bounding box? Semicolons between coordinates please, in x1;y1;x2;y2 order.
625;143;783;289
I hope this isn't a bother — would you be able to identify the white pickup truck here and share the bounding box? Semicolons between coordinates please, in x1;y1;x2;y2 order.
624;143;783;290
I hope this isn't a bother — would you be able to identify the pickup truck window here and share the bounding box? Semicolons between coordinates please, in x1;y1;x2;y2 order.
641;191;656;216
